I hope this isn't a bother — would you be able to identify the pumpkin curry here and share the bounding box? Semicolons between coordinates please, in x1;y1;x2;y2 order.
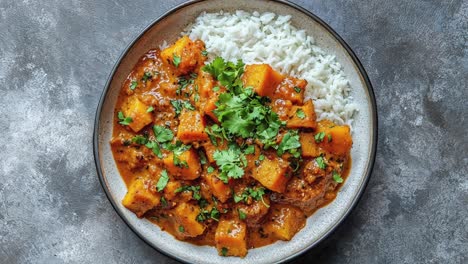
110;36;352;257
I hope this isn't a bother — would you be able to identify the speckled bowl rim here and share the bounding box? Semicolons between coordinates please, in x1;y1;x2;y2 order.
93;0;377;263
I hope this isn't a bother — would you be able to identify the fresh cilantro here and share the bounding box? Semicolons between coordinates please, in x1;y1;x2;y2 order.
183;101;195;111
141;72;152;82
296;109;306;119
238;209;246;220
175;185;201;200
333;171;344;183
173;155;189;168
213;146;247;183
146;106;154;113
277;130;301;158
173;54;181;67
210;207;220;221
201;50;208;56
156;170;169;192
194;93;200;102
294;86;302;93
153;125;174;143
327;134;332;142
163;140;191;155
117;111;133;126
145;141;162;158
221;247;228;257
171;100;183;116
205;124;226;146
197;206;221;222
176;76;188;95
213;86;220;92
243;145;255;155
207;166;215;173
315;156;327;170
130;80;138;90
234;187;269;208
203;57;244;90
178;225;185;233
131;135;148;145
314;132;325;143
160;196;167;207
258;154;265;161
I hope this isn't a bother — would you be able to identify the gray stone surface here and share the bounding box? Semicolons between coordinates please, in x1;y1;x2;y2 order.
0;0;466;263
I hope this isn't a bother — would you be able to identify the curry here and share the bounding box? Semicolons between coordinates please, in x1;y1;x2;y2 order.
110;36;352;257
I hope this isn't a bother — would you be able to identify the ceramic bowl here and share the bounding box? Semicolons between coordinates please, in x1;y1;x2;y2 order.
94;0;377;263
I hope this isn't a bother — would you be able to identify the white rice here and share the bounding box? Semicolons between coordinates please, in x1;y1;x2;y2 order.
184;10;357;126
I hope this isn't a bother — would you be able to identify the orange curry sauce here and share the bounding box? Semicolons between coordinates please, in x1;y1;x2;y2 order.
110;36;352;257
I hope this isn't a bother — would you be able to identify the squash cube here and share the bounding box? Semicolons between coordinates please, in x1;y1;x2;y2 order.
172;203;206;238
163;149;201;180
177;109;209;143
273;77;306;104
203;96;219;123
197;70;215;98
265;205;305;241
299;132;321;158
215;218;247;257
242;64;284;97
286;100;317;129
252;156;289;193
122;177;160;217
122;96;153;133
205;170;231;202
317;120;352;156
160;36;205;75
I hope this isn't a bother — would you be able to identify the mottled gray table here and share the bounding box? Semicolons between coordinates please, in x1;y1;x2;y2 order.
1;0;466;263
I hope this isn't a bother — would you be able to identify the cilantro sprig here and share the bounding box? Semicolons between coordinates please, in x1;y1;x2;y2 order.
277;130;301;158
213;146;247;183
233;187;269;208
117;111;133;126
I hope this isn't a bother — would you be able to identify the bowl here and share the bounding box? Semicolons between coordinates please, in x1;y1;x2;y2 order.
93;0;377;263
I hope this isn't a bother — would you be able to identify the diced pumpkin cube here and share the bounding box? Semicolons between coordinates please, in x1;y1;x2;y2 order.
205;170;231;202
160;36;206;74
273;77;306;104
317;120;352;156
265;205;305;241
215;218;247;257
203;96;219;122
163;149;201;180
122;96;153;132
172;203;206;238
286;100;317;129
299;132;321;158
197;70;215;98
122;177;160;217
242;64;284;97
177;109;209;143
252;156;289;193
163;181;182;201
202;140;228;163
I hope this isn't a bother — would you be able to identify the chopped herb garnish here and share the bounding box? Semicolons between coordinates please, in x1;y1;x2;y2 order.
117;111;133;125
258;154;265;161
145;141;162;158
296;109;306;119
243;145;255;155
213;146;247;183
156;170;169;192
203;56;244;90
327;134;332;142
173;155;189;168
141;72;152;82
213;86;220;92
130;80;138;90
198;150;207;165
314;132;325;143
238;209;246;220
183;101;195;111
277;130;301;158
294;86;302;93
221;247;228;257
173;54;181;67
207;166;215;173
234;187;269;207
160;196;167;207
153;125;174;143
210;207;220;221
171;100;183;116
131;135;148;145
201;50;208;56
178;225;185;233
146;106;154;113
175;185;201;200
333;171;344;183
315;156;327;170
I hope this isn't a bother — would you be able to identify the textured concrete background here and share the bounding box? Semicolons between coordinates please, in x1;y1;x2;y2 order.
0;0;467;263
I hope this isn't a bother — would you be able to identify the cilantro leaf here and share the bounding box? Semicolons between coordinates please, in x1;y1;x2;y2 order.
156;170;169;192
203;57;244;90
175;185;201;200
153;125;174;143
277;130;301;158
131;135;148;145
213;146;246;183
201;50;208;56
221;247;228;257
314;132;325;143
294;86;302;93
238;209;246;220
171;100;183;116
141;72;152;82
173;54;181;67
145;141;162;158
315;156;327;170
296;109;306;119
146;106;154;113
117;111;133;125
130;81;138;90
333;170;344;183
